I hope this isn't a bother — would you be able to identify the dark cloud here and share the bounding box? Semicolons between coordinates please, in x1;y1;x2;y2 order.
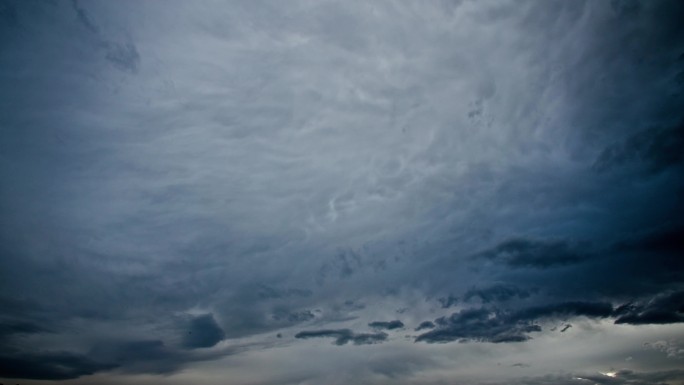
464;284;533;303
417;302;613;344
0;351;116;380
318;248;364;282
348;331;390;346
89;339;180;374
438;295;459;308
593;122;684;175
182;314;225;349
472;223;684;308
478;239;587;268
368;320;404;330
26;334;216;383
85;337;237;377
416;308;542;344
560;324;572;332
614;290;684;325
615;226;684;255
414;321;435;331
511;301;614;322
614;369;684;385
605;226;684;295
272;309;315;323
0;320;50;338
256;285;312;300
548;226;684;299
294;329;388;346
1;0;684;382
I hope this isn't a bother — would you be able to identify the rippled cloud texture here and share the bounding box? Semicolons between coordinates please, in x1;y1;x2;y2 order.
1;0;683;384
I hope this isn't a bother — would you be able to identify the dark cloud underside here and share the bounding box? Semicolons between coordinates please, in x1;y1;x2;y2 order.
294;329;388;346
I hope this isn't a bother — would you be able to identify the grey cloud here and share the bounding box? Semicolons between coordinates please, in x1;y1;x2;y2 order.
415;321;435;331
70;0;141;73
459;223;684;313
593;122;684;175
643;340;684;359
89;339;179;374
103;41;140;73
182;314;225;349
10;340;228;380
0;320;51;338
318;248;364;281
72;0;98;34
294;329;388;346
348;331;390;346
610;0;641;17
483;369;684;385
360;350;441;381
478;238;587;268
2;0;684;382
511;301;614;322
256;284;312;300
511;362;530;368
88;336;242;377
368;320;404;330
438;295;459;308
0;350;116;380
343;300;365;310
464;284;533;303
272;309;315;323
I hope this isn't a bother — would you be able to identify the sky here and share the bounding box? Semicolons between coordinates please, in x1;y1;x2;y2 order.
0;0;683;384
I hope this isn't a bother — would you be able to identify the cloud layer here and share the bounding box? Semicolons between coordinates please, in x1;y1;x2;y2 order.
1;0;683;383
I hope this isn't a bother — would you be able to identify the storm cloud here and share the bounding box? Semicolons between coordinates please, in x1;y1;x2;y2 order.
294;329;388;346
477;238;588;269
1;0;683;383
416;302;614;343
0;351;115;380
614;291;684;325
416;307;543;344
368;320;404;330
464;284;533;303
182;314;225;349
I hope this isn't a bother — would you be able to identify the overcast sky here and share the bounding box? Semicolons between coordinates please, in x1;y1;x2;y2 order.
1;0;683;384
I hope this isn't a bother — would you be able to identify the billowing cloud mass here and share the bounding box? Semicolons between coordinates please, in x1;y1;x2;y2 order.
1;0;683;384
